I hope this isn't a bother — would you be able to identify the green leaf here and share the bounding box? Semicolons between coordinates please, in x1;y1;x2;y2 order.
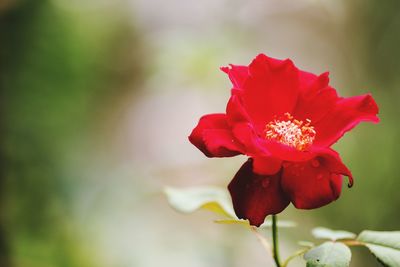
164;186;296;228
298;241;315;248
164;186;236;218
304;242;352;267
357;231;400;249
214;219;249;226
357;230;400;266
312;227;356;241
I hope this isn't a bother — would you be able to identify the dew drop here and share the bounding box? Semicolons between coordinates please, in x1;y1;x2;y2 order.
311;159;320;168
262;179;270;188
283;162;290;168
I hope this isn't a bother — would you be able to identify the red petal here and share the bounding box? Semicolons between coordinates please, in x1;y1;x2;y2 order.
294;72;339;123
281;149;352;209
226;95;271;156
189;114;243;157
221;64;249;89
230;122;271;156
262;140;317;162
226;94;250;124
252;156;282;175
228;159;290;226
314;94;379;147
299;71;329;96
240;54;299;131
298;70;319;92
227;100;322;162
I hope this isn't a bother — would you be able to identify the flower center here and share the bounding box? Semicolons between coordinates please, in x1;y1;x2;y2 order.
265;113;316;151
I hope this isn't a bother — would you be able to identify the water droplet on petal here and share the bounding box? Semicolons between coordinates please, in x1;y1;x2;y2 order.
283;162;290;168
311;159;320;168
262;179;270;188
317;173;324;180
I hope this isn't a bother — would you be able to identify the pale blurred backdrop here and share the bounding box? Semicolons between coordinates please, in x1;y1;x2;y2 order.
0;0;398;266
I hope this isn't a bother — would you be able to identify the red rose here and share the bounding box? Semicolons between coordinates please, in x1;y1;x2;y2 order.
189;54;379;226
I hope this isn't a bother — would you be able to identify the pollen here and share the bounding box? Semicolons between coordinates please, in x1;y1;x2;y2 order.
265;113;316;151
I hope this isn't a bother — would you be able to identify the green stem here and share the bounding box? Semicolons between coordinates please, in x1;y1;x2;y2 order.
282;249;308;267
272;215;281;267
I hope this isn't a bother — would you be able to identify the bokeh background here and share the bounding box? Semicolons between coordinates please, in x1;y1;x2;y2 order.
0;0;398;266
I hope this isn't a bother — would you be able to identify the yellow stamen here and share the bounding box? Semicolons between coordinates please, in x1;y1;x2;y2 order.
265;113;316;151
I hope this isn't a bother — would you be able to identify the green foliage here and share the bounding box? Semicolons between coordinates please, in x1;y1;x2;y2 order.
305;229;400;267
164;186;236;218
357;231;400;266
312;227;356;241
0;1;144;266
298;241;315;248
165;187;400;267
304;242;351;267
164;186;296;229
304;229;400;267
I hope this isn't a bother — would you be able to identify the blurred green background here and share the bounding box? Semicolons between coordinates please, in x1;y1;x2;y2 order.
0;0;398;266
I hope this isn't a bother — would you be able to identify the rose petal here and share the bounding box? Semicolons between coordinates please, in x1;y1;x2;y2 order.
226;95;272;156
230;122;271;156
298;70;319;92
299;71;330;96
189;114;243;157
240;54;300;131
262;140;317;162
221;64;249;89
226;94;250;124
252;156;282;175
228;159;289;226
314;94;379;147
294;72;338;123
281;149;352;209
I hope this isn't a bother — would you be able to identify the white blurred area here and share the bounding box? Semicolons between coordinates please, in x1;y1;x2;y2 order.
71;0;361;266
